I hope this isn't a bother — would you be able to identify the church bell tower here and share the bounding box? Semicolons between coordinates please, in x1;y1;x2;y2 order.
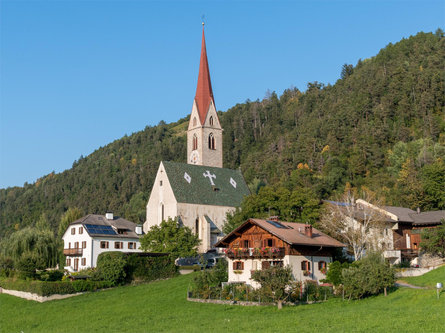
187;24;223;168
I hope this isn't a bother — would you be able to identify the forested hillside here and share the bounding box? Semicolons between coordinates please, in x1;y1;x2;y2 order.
1;30;444;239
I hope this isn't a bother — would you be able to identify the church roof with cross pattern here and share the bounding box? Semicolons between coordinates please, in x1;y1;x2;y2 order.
161;160;250;207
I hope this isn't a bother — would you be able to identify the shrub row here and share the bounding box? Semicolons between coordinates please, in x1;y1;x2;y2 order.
0;278;113;296
125;254;177;282
94;252;177;285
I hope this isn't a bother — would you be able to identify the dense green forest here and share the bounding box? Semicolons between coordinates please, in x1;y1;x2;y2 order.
0;30;444;239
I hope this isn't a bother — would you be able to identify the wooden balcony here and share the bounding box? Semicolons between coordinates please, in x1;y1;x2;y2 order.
400;249;419;258
225;247;285;259
63;248;83;256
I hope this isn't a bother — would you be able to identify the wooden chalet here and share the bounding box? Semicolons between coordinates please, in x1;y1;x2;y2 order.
215;217;344;287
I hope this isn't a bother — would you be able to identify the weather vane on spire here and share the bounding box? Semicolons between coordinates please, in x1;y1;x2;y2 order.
201;14;205;26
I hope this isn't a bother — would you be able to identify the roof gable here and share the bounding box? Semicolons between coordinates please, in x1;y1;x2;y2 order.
162;161;250;207
216;218;345;248
410;210;445;225
68;214;141;239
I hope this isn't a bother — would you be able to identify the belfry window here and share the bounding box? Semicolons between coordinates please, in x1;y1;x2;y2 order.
208;133;215;150
193;134;198;150
209;116;214;126
193;117;197;127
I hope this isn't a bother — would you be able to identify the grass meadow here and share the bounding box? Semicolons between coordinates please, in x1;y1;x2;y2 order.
401;265;445;288
1;267;444;333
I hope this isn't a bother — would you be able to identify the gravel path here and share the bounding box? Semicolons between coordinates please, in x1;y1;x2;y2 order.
395;281;428;289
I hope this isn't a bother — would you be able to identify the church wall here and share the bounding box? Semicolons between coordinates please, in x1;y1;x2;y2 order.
177;202;235;251
144;162;178;233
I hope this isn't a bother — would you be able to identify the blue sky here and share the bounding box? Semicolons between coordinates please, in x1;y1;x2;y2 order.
1;0;444;189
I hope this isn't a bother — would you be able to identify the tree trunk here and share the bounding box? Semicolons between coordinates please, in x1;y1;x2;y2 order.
277;300;283;310
384;287;387;297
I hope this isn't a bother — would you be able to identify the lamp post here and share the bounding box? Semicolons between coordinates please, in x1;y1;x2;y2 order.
436;282;442;300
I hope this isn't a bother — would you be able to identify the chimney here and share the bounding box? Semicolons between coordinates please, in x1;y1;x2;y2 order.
417;207;420;214
135;225;142;235
105;212;114;220
304;225;313;238
269;216;279;222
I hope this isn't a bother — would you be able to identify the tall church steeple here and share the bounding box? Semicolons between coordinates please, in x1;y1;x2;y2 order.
187;24;223;168
194;26;215;124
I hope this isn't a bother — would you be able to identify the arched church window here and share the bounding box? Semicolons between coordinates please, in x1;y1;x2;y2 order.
161;204;164;222
209;116;214;126
208;133;215;150
195;218;199;236
193;134;198;150
193;117;197;127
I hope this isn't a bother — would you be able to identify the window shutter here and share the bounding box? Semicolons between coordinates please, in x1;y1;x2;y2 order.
262;261;270;270
241;262;244;270
233;262;237;270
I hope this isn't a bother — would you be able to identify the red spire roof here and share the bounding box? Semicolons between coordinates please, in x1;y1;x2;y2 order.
194;26;214;124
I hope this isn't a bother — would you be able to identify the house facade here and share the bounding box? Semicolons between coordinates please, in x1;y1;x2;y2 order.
215;218;344;288
382;207;444;265
144;25;250;252
62;213;143;272
326;199;444;265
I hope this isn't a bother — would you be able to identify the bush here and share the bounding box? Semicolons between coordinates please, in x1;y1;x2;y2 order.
342;252;395;299
37;270;64;281
15;253;42;279
323;261;350;286
125;254;177;282
0;277;113;296
301;280;333;302
96;252;128;285
0;256;14;278
192;258;227;292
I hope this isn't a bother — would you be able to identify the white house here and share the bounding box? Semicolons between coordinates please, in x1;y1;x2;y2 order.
144;25;250;252
62;213;143;272
324;199;444;265
215;218;345;288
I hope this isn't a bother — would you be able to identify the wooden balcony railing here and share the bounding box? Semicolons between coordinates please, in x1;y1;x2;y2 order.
63;248;83;256
400;249;419;258
224;247;285;259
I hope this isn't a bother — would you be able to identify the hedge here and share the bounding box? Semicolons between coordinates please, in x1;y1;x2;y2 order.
125;254;177;282
0;278;113;296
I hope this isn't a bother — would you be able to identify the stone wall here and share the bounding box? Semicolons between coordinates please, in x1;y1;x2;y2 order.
0;287;83;303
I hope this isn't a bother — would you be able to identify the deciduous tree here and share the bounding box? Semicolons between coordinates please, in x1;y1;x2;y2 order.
140;218;200;258
319;189;386;260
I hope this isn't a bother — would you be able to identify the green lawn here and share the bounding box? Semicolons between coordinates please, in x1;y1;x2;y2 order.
401;264;445;288
1;272;444;333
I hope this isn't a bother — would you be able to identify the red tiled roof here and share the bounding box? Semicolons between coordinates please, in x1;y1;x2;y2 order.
215;218;345;248
194;27;214;124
